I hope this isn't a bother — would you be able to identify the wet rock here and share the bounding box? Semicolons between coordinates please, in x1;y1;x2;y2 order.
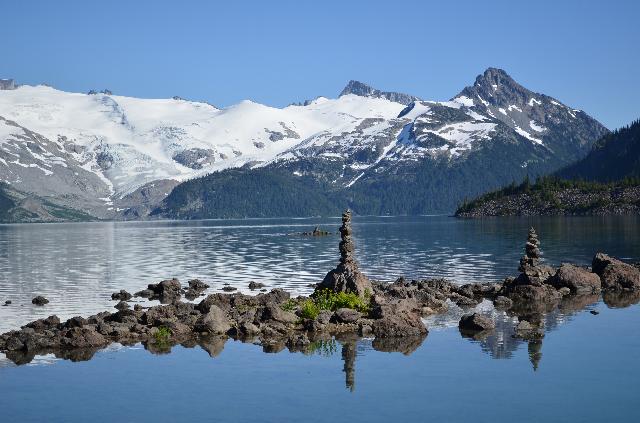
332;308;362;324
549;263;601;294
248;281;265;290
221;286;237;292
111;290;132;301
194;305;231;334
31;296;49;306
458;313;495;332
3;300;11;306
592;253;640;291
316;210;373;298
114;301;130;310
590;310;599;315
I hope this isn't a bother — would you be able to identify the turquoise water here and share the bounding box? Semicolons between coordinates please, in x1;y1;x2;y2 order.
0;215;639;422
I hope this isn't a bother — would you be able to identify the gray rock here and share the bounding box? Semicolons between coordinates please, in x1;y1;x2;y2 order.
332;308;362;324
194;305;231;334
549;263;601;294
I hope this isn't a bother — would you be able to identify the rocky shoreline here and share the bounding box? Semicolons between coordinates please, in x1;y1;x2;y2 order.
1;212;639;366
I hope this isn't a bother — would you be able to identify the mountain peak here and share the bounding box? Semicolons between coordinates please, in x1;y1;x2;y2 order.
339;80;420;105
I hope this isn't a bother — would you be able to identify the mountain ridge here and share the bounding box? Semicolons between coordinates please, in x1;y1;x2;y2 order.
0;69;609;220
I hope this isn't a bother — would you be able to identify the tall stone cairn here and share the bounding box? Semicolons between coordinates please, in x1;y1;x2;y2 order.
518;227;542;272
316;210;373;298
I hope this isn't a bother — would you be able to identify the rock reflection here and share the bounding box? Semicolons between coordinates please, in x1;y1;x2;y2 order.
458;291;635;370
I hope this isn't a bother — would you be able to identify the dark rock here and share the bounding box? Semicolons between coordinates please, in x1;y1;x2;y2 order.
111;290;132;301
61;327;108;349
549;263;601;294
592;253;640;291
4;300;11;306
188;279;209;291
372;312;427;337
31;296;49;306
590;310;599;315
332;308;362;324
458;313;495;332
221;286;237;292
248;281;266;290
134;289;154;298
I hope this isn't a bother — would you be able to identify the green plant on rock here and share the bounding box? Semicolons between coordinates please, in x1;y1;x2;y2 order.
154;326;172;344
281;299;297;312
310;289;370;314
300;299;320;320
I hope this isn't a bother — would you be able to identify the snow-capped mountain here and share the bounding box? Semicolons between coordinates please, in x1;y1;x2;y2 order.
0;68;608;220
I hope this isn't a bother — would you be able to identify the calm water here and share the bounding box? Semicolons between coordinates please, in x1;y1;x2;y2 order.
0;215;638;333
0;215;639;422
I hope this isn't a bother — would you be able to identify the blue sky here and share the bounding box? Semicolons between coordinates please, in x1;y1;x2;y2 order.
1;0;638;128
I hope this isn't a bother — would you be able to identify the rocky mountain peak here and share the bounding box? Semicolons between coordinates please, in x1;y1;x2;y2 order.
339;80;420;105
456;68;532;108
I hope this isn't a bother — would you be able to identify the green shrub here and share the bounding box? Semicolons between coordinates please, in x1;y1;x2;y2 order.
300;300;320;320
310;289;370;313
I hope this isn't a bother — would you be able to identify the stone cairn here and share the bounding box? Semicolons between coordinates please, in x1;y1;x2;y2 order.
316;210;373;298
518;227;542;272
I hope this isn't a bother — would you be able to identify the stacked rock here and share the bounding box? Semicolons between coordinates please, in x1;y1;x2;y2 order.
338;210;356;268
316;210;373;298
518;227;542;272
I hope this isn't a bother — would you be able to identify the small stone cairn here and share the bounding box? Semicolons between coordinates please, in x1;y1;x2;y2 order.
316;210;373;298
518;227;542;272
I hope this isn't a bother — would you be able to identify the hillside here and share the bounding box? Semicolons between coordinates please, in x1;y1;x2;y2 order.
558;119;640;181
0;183;94;223
456;118;640;217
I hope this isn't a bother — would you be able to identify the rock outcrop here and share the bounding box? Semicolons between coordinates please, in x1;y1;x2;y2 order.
316;210;373;298
592;253;640;291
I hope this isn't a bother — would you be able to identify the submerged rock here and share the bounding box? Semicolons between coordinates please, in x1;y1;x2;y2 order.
248;281;266;290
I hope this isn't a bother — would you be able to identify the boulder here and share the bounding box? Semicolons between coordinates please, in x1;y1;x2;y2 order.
332;308;362;324
194;305;231;334
372;312;427;337
188;279;209;291
549;263;601;294
31;296;49;306
111;290;132;301
592;253;640;291
114;301;131;310
262;304;298;324
458;313;495;332
248;281;266;290
61;327;108;349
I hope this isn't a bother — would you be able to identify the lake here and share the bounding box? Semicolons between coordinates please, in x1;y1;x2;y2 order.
0;215;639;422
